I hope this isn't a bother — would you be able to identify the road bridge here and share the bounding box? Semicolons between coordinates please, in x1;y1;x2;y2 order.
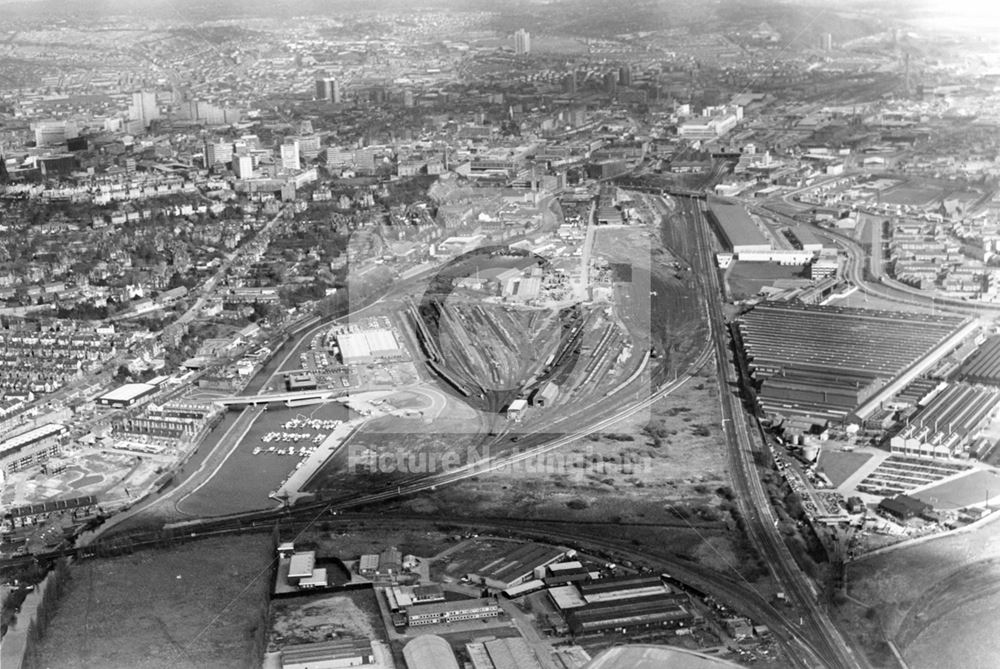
215;389;340;407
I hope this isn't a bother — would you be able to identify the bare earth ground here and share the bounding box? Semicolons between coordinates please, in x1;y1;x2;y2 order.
842;515;1000;668
268;590;385;650
395;365;727;520
36;534;273;669
385;366;753;575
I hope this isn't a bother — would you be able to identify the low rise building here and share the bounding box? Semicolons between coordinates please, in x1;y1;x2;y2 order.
280;638;375;669
406;598;502;626
0;423;67;476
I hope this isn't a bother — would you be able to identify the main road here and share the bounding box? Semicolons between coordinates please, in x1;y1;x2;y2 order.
753;195;1000;317
682;196;870;669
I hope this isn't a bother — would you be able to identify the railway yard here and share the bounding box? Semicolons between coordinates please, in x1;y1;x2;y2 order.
13;180;1000;669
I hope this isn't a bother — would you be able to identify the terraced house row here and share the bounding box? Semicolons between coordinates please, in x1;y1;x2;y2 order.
0;323;120;398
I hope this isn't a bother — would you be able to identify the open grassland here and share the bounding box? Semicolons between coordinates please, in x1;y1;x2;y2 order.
841;515;1000;668
393;367;727;521
295;524;458;560
380;368;764;579
36;534;273;669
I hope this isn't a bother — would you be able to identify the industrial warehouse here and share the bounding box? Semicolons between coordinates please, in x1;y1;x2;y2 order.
0;422;67;476
706;198;822;266
736;303;972;424
95;379;164;408
335;328;404;365
549;575;697;636
889;383;1000;458
956;335;1000;386
706;198;773;256
463;542;568;590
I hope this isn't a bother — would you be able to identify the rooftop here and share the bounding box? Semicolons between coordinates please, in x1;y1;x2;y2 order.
98;382;158;403
288;551;316;579
707;198;770;249
0;423;67;458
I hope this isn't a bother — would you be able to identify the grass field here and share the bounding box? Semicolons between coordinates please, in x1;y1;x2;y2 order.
817;450;873;488
881;186;942;207
36;534;273;669
391;371;728;523
381;368;756;577
842;514;1000;668
911;469;1000;510
295;524;458;560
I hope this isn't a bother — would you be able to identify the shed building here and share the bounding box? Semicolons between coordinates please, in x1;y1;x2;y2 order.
280;638;374;669
706;198;771;255
96;382;159;407
288;551;316;582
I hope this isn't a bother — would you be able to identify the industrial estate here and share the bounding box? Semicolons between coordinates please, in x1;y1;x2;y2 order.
2;1;1000;668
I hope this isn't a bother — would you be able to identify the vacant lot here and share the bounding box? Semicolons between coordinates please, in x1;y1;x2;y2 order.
294;523;458;560
269;589;385;650
385;368;755;577
406;367;728;520
36;534;273;669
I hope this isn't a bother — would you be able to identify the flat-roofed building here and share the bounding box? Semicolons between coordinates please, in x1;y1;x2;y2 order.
548;584;589;610
786;224;826;253
0;423;67;475
406;598;502;626
298;568;328;589
506;398;528;422
286;372;318;392
706;199;772;255
96;382;159;408
288;551;316;583
337;329;403;365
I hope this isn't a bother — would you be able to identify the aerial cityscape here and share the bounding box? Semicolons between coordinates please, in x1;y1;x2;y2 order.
1;0;999;667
